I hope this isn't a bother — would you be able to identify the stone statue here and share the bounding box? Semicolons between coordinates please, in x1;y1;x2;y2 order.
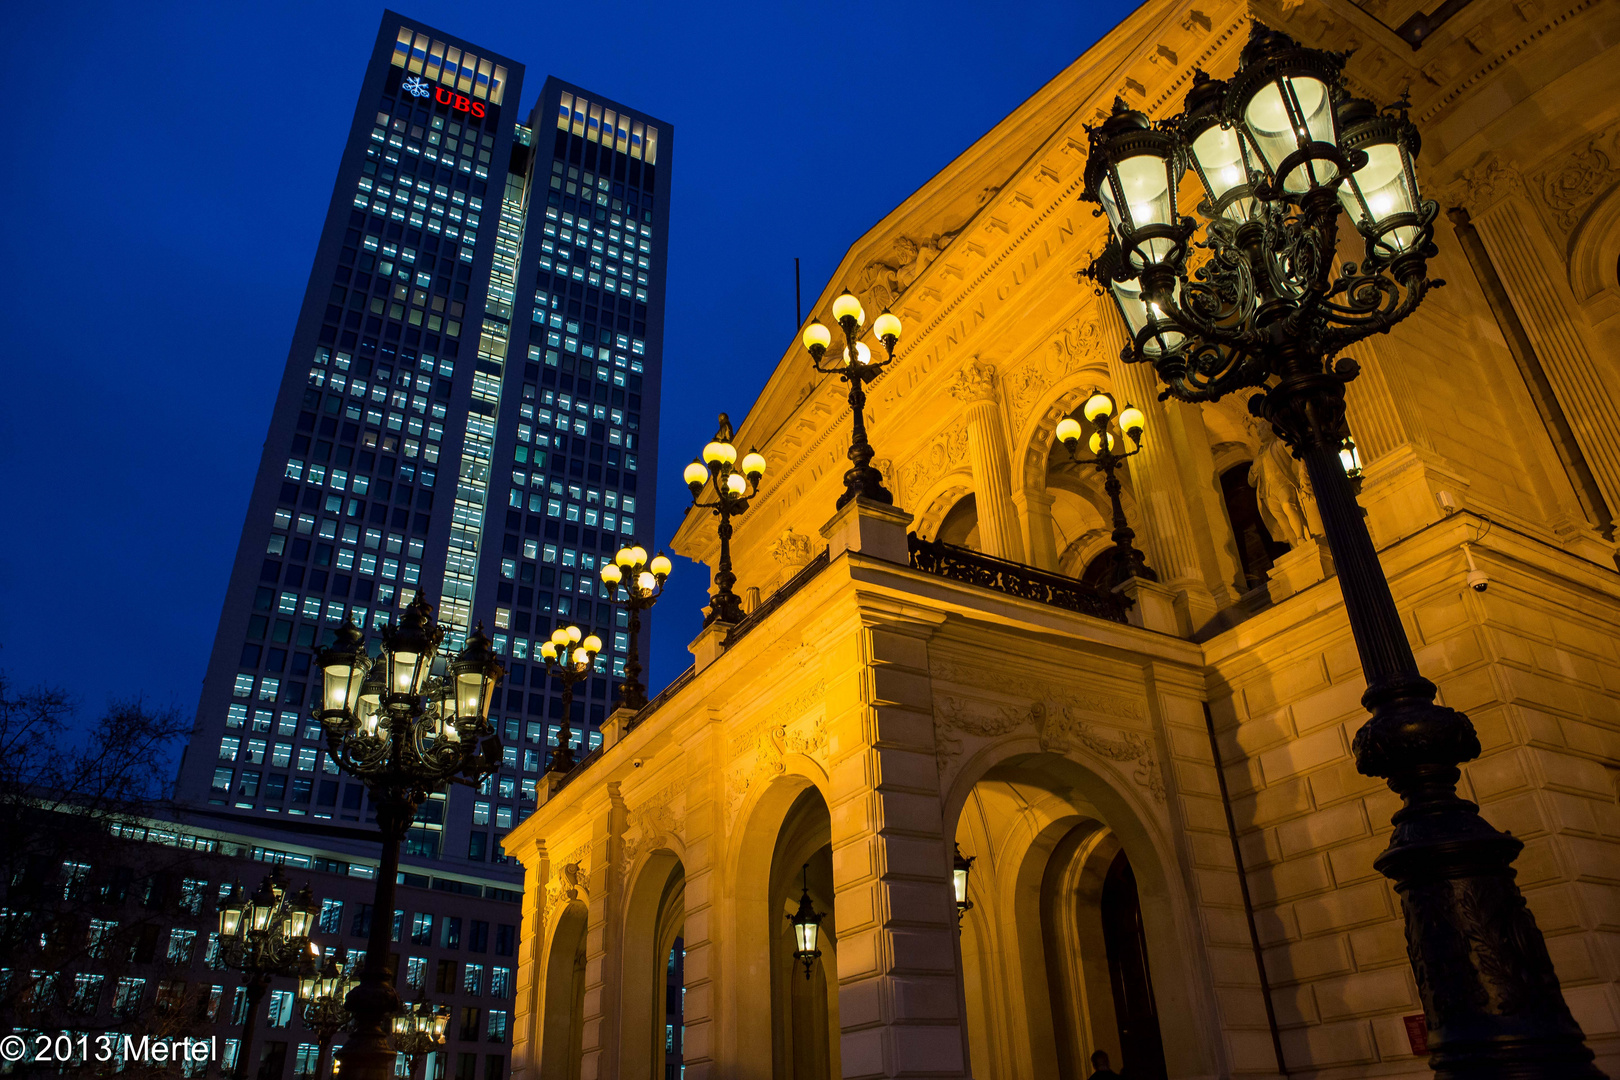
1248;424;1314;547
714;413;733;443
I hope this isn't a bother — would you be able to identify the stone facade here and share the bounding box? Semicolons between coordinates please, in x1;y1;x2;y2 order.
503;0;1620;1076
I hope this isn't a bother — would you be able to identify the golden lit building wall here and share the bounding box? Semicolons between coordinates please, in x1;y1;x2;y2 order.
505;1;1620;1077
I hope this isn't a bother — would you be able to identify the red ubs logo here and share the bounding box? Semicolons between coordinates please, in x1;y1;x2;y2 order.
435;87;486;118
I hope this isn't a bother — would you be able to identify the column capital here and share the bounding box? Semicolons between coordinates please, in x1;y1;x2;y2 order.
946;357;998;404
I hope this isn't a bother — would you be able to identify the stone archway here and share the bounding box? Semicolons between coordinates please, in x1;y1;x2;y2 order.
539;900;588;1080
619;850;684;1080
726;772;839;1080
946;747;1218;1080
913;472;976;543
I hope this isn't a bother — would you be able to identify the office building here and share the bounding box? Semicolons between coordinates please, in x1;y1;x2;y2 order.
162;12;672;1076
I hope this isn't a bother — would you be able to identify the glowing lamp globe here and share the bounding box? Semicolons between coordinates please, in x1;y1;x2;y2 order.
802;321;832;352
1084;392;1114;423
741;450;767;477
1118;406;1146;440
649;553;672;578
832;291;863;324
1055;417;1083;446
873;311;902;342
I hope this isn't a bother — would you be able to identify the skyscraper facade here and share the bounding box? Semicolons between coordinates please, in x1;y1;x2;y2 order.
173;6;670;926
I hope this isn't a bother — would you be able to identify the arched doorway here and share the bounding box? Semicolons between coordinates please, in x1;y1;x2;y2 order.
620;851;684;1079
953;752;1208;1080
1101;852;1167;1080
730;776;840;1080
539;901;588;1080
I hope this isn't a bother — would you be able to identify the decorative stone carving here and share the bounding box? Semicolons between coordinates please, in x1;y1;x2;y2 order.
724;681;828;817
1009;317;1104;437
933;694;1164;802
947;358;999;404
1530;135;1620;239
1036;703;1165;803
854;230;961;311
619;781;685;881
543;844;592;914
768;528;815;573
1440;155;1526;216
901;420;970;503
931;658;1144;722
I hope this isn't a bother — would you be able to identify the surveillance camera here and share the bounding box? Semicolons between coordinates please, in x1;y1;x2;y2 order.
1462;542;1486;592
1437;490;1457;515
632;757;644;768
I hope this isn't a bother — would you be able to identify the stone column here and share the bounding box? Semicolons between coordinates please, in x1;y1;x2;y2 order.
1010;487;1060;571
947;359;1025;563
1462;163;1620;519
1102;324;1236;627
824;607;967;1079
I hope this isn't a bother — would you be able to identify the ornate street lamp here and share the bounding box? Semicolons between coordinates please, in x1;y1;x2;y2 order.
599;545;672;711
788;865;823;981
1055;391;1158;588
952;845;975;929
1081;22;1599;1077
539;624;602;773
314;602;504;1080
683;416;766;626
218;868;320;1080
391;995;449;1078
801;293;902;508
298;957;357;1080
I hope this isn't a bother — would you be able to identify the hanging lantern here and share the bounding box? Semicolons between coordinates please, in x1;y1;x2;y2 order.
953;845;975;924
1335;96;1430;263
1083;98;1188;272
789;866;824;981
1225;24;1348;196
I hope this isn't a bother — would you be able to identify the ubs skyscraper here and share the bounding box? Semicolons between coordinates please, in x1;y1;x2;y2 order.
174;10;671;908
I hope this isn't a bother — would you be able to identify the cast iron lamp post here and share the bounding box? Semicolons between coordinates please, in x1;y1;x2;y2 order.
217;868;320;1080
539;625;602;772
802;292;902;507
599;545;672;710
1081;22;1599;1077
788;865;823;981
391;995;449;1078
1055;391;1158;588
298;957;357;1080
313;599;505;1080
683;417;766;625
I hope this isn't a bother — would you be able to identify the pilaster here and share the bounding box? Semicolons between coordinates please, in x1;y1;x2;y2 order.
825;605;967;1079
1103;333;1237;623
1467;179;1620;520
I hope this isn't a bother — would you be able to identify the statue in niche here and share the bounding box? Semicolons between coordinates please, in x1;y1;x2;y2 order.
1248;423;1316;547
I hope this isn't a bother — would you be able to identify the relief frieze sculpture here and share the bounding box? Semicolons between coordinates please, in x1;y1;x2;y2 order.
724;682;828;817
619;781;686;882
935;693;1165;803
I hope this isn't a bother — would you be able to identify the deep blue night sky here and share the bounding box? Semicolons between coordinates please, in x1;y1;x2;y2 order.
0;1;1130;738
